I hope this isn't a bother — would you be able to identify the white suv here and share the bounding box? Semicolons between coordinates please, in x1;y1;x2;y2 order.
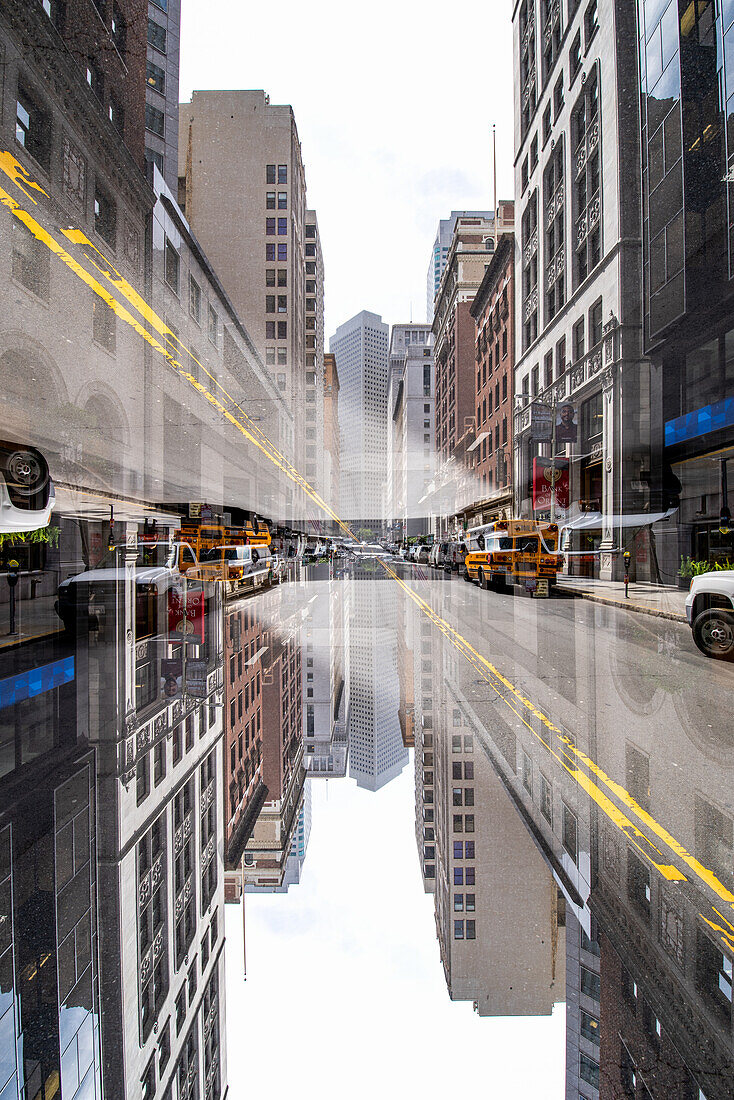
685;570;734;660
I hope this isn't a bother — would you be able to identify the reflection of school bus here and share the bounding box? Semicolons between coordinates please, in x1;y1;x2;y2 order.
179;520;271;559
464;520;562;596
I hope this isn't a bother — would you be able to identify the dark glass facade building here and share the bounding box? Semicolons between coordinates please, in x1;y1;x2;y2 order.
639;0;734;577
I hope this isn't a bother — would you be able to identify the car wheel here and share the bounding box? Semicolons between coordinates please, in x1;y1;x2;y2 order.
3;446;50;507
692;608;734;660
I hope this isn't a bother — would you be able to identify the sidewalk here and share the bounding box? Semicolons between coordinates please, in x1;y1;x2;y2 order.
0;595;64;650
554;575;687;622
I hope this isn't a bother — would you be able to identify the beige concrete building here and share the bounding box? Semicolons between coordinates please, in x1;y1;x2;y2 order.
178;90;311;510
304;209;325;502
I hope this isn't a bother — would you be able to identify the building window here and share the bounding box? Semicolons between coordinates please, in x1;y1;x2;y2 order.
136;754;150;805
584;0;599;47
522;190;539;350
572;71;601;288
93;297;116;353
541;0;562;85
277;217;287;235
544;141;565;322
208;305;218;344
266;191;276;209
277;164;287;183
164;237;179;293
562;802;578;862
266;218;276;235
278;295;287;313
570;29;582;83
540;772;552;823
108;96;124;132
154;739;166;785
94;184;116;247
580;1010;600;1045
278;269;287;286
589;297;603;348
86;59;103;99
573;317;585;362
16;87;51;171
265;295;275;313
189;276;201;323
454;920;464;940
266;243;275;261
147;18;166;52
266;268;276;286
278;243;287;261
556;336;566;377
146;60;165;95
278;192;287;209
519;0;537;137
12;220;50;299
466;920;476;940
145;103;165;137
266;322;275;339
579;1055;600;1090
277;347;287;365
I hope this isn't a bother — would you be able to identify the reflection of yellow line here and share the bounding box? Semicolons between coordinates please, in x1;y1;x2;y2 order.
0;171;355;543
382;561;734;911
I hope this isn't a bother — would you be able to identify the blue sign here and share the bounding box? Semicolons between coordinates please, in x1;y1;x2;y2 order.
0;656;75;710
665;396;734;447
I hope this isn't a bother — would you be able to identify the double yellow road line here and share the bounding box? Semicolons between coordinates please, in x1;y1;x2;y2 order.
382;561;734;952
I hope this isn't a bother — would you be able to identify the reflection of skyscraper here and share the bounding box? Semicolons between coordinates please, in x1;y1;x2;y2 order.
347;568;408;792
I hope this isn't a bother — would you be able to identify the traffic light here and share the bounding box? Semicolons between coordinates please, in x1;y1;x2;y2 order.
720;505;732;536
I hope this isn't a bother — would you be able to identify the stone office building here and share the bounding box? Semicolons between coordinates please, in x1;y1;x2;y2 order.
512;0;648;580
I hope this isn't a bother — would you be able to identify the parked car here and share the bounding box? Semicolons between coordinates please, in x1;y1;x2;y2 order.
55;540;198;634
685;570;734;660
446;540;469;574
416;544;431;564
0;439;55;533
430;541;449;569
197;544;272;584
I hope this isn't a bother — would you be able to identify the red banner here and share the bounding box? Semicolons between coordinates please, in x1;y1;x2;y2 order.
167;585;205;643
532;458;569;512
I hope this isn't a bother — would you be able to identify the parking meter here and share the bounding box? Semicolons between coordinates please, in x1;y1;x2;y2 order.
623;550;631;598
7;558;19;634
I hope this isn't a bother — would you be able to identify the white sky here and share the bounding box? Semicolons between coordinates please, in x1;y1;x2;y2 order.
178;0;515;336
225;768;566;1100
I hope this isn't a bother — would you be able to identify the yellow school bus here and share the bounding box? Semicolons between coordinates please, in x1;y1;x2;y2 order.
464;520;562;596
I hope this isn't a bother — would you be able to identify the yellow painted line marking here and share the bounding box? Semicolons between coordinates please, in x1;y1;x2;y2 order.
5;152;728;913
382;562;734;910
700;910;734;953
0;159;356;544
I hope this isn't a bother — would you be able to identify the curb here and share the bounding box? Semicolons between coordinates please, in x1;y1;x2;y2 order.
554;584;687;624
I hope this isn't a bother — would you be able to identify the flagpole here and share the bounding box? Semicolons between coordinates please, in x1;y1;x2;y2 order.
493;123;498;247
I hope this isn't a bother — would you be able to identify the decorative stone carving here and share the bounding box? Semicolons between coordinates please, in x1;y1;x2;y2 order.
62;135;86;206
660;893;685;967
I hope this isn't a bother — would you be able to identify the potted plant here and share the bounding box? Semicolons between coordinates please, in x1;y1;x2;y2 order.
678;556;693;589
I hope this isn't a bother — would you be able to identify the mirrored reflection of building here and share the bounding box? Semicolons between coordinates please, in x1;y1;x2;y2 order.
416;595;564;1017
415;572;733;1097
225;588;305;896
347;566;408;792
303;572;348;779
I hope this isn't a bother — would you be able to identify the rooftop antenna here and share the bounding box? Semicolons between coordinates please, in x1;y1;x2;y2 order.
493;123;498;247
410;301;413;323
